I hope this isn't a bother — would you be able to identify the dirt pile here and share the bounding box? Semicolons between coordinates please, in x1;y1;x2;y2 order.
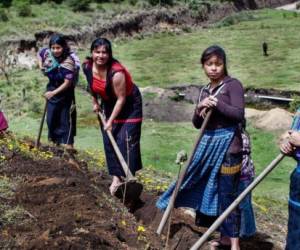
0;137;164;249
0;135;287;249
247;108;293;131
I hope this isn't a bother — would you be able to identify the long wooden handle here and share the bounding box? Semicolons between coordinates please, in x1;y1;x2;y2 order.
97;111;135;181
190;153;285;250
156;109;213;235
35;100;47;149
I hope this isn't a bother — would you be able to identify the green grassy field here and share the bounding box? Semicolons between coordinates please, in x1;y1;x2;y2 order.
1;8;299;206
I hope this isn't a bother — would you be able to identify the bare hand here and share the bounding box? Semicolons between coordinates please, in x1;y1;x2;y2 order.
198;96;218;109
93;103;100;113
280;140;294;155
199;108;208;118
289;130;300;147
44;91;55;100
104;120;113;131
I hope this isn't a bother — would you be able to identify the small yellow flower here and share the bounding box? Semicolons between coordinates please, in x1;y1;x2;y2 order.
121;220;126;226
137;225;145;232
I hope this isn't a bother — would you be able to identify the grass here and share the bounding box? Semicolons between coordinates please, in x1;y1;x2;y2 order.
0;2;145;39
1;7;299;208
103;9;300;90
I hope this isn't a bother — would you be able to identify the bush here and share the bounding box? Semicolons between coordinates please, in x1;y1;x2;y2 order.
0;8;8;21
296;2;300;10
67;0;92;12
129;0;138;5
289;95;300;113
0;0;12;8
18;3;32;17
13;0;32;17
147;0;173;6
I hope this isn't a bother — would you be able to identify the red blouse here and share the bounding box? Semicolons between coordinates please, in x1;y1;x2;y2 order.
92;76;108;100
90;61;133;100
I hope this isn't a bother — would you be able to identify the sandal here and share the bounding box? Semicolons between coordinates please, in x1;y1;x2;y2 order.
209;240;231;250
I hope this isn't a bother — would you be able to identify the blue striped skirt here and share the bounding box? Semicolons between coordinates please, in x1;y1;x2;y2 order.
156;127;235;216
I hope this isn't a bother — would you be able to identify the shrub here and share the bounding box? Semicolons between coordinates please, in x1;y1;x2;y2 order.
0;0;12;8
13;0;32;17
147;0;173;6
0;8;8;21
296;2;300;9
289;95;300;113
67;0;92;12
129;0;138;6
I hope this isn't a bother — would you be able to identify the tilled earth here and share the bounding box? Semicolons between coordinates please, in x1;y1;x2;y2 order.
0;138;285;250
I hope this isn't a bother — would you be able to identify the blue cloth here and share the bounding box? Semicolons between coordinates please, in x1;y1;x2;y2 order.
156;127;235;216
286;167;300;250
286;107;300;249
218;152;242;238
238;178;256;238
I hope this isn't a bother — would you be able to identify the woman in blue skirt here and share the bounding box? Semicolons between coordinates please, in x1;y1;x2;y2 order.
82;38;143;195
37;34;79;149
157;45;245;250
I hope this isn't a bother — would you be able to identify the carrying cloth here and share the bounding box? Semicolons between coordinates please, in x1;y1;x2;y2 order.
0;111;8;132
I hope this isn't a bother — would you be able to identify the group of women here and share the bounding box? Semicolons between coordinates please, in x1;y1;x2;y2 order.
37;33;299;250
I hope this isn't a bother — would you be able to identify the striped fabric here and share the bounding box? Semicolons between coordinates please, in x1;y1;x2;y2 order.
286;107;300;250
156;127;235;216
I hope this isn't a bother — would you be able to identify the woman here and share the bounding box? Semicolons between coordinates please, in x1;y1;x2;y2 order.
280;108;300;250
37;34;78;149
157;45;245;250
82;38;143;195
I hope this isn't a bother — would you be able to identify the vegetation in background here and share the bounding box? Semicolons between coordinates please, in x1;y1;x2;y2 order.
0;6;298;213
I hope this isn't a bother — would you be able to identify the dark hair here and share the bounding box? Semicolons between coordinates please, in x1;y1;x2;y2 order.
90;37;114;67
49;34;70;61
200;45;228;76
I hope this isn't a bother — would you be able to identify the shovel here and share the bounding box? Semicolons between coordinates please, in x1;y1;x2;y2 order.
35;100;47;149
97;109;143;201
157;109;213;235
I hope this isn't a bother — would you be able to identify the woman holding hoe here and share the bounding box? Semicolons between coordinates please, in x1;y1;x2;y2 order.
82;38;143;195
280;110;300;250
37;34;78;150
157;45;245;250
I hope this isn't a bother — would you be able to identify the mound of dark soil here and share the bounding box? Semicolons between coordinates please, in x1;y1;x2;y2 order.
0;138;286;249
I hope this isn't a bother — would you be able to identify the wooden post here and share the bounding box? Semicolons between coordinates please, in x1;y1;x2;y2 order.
189;153;285;250
156;109;213;235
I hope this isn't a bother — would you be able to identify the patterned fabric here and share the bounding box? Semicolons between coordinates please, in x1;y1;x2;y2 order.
156;127;235;216
0;111;8;131
218;152;242;238
240;132;255;180
239;177;256;238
